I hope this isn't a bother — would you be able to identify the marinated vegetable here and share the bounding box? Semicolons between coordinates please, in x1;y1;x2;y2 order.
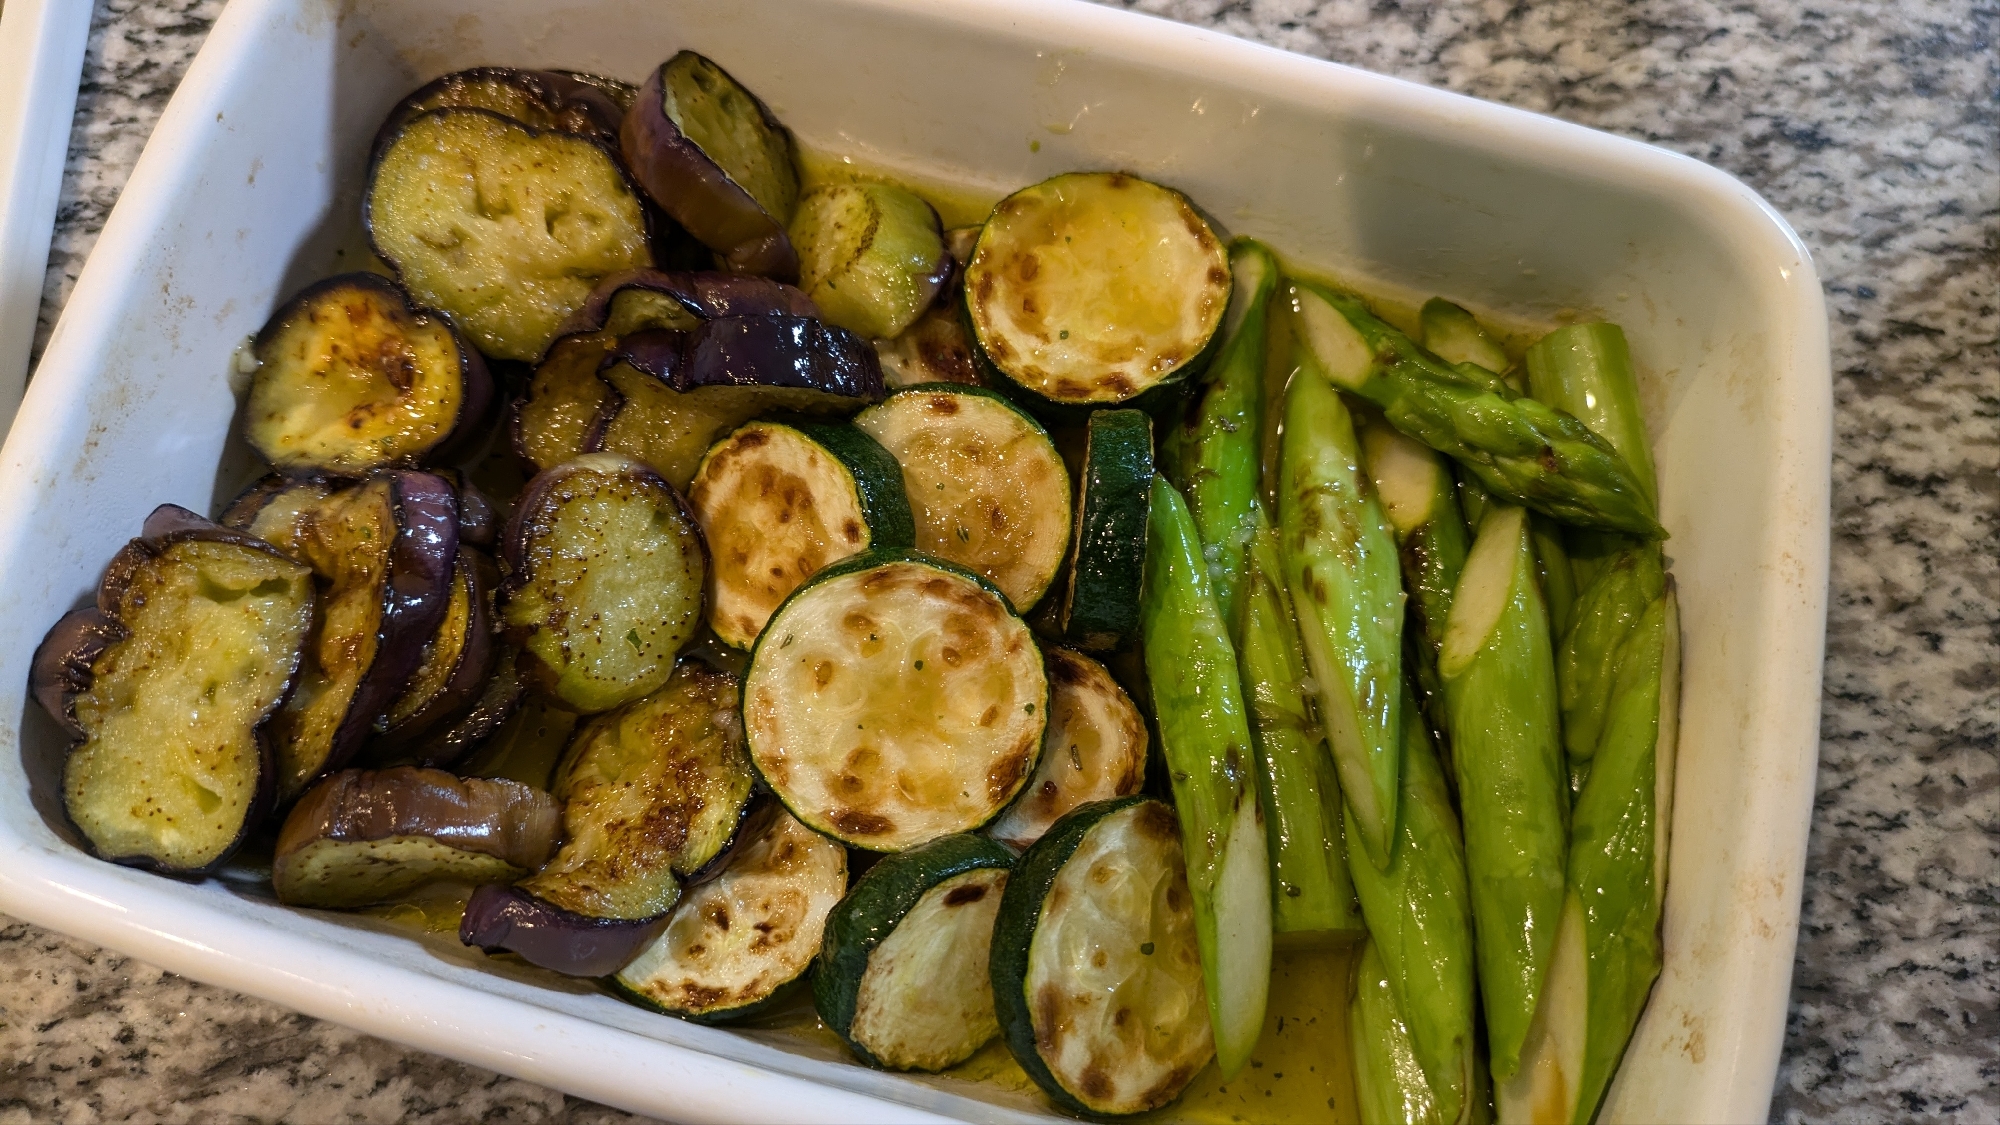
985;646;1147;850
1057;408;1153;652
790;182;949;339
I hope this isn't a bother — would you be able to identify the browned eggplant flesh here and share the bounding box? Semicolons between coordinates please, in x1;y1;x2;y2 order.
379;67;626;149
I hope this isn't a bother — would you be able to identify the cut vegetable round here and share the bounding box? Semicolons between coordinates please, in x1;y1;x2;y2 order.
816;833;1015;1071
986;647;1147;850
500;453;706;714
854;385;1070;610
1058;409;1154;651
32;506;316;873
622;51;799;279
743;552;1046;851
689;420;914;649
991;797;1214;1116
965;172;1229;410
368;108;653;362
218;474;338;553
790;183;949;339
378;67;626;149
615;802;849;1021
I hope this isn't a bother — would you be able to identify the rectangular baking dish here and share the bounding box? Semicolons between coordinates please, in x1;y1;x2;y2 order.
0;0;1831;1121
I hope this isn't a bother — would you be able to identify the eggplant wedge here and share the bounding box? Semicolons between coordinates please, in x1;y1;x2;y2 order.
621;51;800;279
368;108;654;362
433;468;500;550
378;67;626;149
985;647;1148;850
272;767;560;908
32;505;316;873
269;471;460;800
372;549;498;754
499;453;706;713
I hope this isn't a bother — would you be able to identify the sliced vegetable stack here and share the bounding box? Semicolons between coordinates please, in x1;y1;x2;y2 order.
28;45;1685;1125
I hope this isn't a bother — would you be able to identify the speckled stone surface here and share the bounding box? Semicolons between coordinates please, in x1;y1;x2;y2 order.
11;0;1996;1122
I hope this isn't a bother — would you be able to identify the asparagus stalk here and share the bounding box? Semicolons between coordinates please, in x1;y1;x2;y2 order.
1531;515;1577;639
1438;504;1568;1079
1169;238;1281;628
1420;297;1519;391
1140;475;1273;1078
1288;281;1663;539
1239;512;1365;942
1457;469;1494;537
1347;683;1481;1125
1524;324;1657;509
1277;357;1406;868
1351;938;1445;1125
1556;548;1664;761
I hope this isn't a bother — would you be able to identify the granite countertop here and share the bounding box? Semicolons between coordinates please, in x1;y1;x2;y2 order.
5;0;1993;1121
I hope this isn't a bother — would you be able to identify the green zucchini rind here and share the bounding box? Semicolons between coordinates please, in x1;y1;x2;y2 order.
964;172;1230;413
1058;409;1154;652
985;647;1148;850
854;384;1071;611
815;833;1015;1071
991;797;1214;1116
689;419;914;649
614;802;848;1023
743;550;1047;852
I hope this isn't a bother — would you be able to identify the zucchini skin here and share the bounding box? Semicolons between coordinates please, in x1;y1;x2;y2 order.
814;833;1015;1067
785;420;916;552
1059;409;1155;652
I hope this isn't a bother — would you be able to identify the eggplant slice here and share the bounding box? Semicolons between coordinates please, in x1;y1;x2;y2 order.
273;767;560;908
500;453;706;713
368;108;654;362
622;52;800;279
459;883;669;978
554;268;817;340
378;67;626;149
244;274;492;477
372;549;498;754
32;505;316;873
219;474;339;553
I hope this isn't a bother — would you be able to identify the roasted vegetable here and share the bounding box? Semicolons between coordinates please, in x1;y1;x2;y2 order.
965;172;1229;413
621;51;799;279
743;552;1046;851
874;305;979;389
459;883;669;977
614;803;848;1021
378;67;625;149
1419;297;1512;383
32;505;315;873
1350;938;1444;1125
1057;409;1153;652
554;268;817;341
816;834;1015;1071
371;550;498;754
986;646;1147;850
1523;323;1658;512
272;767;559;908
991;798;1214;1116
218;474;337;551
790;183;949;339
688;419;913;648
854;384;1071;610
458;675;576;789
411;643;526;770
368;108;653;362
499;453;706;714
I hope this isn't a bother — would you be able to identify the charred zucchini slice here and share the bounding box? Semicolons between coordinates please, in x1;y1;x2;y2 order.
1059;409;1155;652
689;419;914;649
499;453;706;714
992;798;1215;1116
743;552;1047;852
622;51;800;279
986;647;1148;850
853;385;1071;610
614;803;848;1021
815;834;1015;1071
272;767;559;908
245;274;492;476
368;108;653;362
31;506;316;873
379;67;625;148
965;172;1229;411
790;183;949;339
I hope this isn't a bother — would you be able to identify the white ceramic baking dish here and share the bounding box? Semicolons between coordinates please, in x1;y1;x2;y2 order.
0;0;1831;1121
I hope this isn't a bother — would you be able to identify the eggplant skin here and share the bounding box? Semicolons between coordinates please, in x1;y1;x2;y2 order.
377;67;626;151
273;767;559;908
409;644;527;770
460;883;669;977
553;267;818;342
245;274;493;477
621;53;800;281
32;505;316;874
371;548;499;755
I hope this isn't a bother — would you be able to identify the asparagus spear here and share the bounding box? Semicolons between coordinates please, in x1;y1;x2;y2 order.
1169;238;1281;628
1531;515;1577;639
1239;512;1365;942
1524;324;1657;509
1438;504;1568;1079
1347;684;1480;1124
1277;358;1405;868
1288;281;1663;539
1140;475;1273;1078
1351;938;1445;1125
1420;297;1519;391
1556;548;1664;761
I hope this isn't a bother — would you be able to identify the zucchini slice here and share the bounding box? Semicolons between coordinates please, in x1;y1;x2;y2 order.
991;797;1214;1116
499;453;706;714
367;108;653;362
985;647;1147;850
32;506;316;873
1058;409;1154;651
815;834;1015;1071
965;172;1230;411
853;385;1071;610
689;420;915;649
790;183;950;339
615;803;848;1022
743;552;1047;852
